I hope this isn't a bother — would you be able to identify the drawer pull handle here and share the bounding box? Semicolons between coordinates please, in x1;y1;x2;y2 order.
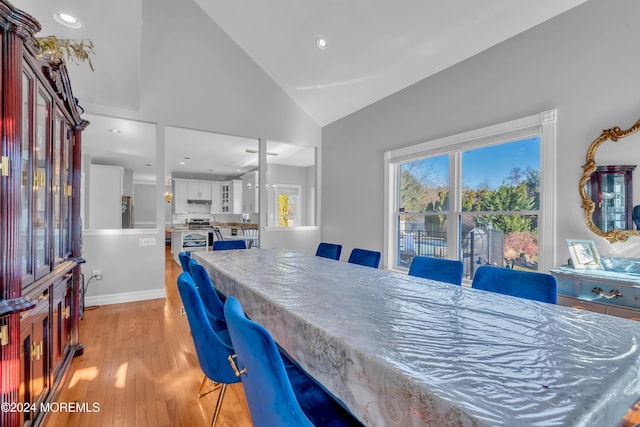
592;287;623;299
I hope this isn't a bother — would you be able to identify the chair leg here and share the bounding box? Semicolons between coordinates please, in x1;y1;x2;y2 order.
211;383;228;427
197;375;219;398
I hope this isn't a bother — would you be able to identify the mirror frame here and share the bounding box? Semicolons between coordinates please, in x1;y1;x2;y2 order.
579;118;640;242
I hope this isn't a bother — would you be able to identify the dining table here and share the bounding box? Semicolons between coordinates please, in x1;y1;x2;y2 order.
193;248;640;427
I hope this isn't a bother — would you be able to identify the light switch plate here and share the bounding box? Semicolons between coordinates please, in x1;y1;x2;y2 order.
139;237;156;247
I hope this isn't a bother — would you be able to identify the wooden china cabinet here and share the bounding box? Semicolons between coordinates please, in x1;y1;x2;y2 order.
0;2;88;426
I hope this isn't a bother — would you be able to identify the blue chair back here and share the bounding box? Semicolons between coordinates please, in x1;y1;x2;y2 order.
347;248;381;268
408;256;464;285
189;259;227;333
176;273;239;385
224;297;314;427
178;251;191;273
471;265;557;304
213;240;247;250
315;242;342;260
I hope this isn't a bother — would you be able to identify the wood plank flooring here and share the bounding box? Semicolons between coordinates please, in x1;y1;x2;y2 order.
43;247;253;427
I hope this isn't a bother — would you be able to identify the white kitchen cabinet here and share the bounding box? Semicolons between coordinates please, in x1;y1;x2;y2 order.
89;164;124;229
211;182;221;214
187;180;212;201
232;180;242;214
173;179;188;214
220;180;242;214
242;171;259;213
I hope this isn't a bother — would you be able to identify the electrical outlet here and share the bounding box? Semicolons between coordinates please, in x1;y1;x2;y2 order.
92;269;101;277
138;237;156;247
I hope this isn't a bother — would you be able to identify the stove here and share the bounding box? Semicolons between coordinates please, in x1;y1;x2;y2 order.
186;218;210;229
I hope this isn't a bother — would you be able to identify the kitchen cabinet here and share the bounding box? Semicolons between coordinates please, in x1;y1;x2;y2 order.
171;230;208;265
0;3;86;425
242;171;259;213
173;179;188;214
211;182;221;214
221;180;242;214
187;180;212;201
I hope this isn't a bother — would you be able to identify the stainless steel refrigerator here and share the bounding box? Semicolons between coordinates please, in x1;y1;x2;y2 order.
122;196;134;228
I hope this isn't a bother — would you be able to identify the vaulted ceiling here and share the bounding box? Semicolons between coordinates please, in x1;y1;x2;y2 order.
17;0;589;181
20;0;588;127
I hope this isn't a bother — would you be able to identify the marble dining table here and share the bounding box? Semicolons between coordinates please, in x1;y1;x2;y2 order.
193;248;640;427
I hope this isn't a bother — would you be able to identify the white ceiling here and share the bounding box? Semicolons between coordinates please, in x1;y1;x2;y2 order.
17;0;589;180
194;0;589;126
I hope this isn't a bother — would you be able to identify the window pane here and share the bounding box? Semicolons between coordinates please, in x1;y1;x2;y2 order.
462;137;540;212
398;155;449;269
460;213;538;279
398;213;447;268
399;155;449;213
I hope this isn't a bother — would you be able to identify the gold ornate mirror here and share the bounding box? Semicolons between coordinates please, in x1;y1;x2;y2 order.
579;118;640;242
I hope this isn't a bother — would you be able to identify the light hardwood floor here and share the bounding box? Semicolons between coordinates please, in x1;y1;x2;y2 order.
44;247;253;427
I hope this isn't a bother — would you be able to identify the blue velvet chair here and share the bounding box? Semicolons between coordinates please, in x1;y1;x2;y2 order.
224;296;364;427
315;242;342;260
213;240;247;250
189;259;227;333
176;273;239;426
178;251;192;274
408;256;464;285
471;265;557;304
347;248;381;268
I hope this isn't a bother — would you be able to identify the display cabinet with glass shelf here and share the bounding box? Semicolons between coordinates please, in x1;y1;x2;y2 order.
0;2;88;426
589;165;635;232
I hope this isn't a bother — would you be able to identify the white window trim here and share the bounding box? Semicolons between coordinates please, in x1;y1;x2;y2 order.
384;109;557;272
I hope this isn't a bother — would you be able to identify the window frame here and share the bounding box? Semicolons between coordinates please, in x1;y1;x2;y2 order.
384;110;557;273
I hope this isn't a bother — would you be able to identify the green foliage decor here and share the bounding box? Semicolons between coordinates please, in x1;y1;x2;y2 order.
36;35;95;71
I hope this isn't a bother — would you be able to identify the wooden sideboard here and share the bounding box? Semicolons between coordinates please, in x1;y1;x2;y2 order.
0;2;88;426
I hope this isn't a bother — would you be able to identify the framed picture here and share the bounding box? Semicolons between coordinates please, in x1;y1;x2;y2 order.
566;239;603;269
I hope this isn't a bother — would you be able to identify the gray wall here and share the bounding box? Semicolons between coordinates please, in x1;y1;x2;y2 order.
321;0;640;266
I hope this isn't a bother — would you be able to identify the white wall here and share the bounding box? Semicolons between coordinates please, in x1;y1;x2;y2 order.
137;0;320;147
133;182;157;228
82;230;165;306
80;0;322;303
321;0;640;267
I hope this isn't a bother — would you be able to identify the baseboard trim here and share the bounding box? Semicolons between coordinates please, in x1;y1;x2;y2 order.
84;288;166;307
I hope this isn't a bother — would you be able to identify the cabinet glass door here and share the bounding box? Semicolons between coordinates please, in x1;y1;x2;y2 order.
63;125;72;256
221;183;230;213
601;173;626;232
34;90;51;278
21;72;33;283
53;115;62;263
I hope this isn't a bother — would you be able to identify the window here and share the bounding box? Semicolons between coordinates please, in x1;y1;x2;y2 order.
274;184;301;227
384;110;557;277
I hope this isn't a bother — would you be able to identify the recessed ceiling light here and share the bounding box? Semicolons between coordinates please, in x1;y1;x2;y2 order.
315;37;328;50
53;12;82;29
108;129;121;134
179;161;185;166
145;163;152;167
